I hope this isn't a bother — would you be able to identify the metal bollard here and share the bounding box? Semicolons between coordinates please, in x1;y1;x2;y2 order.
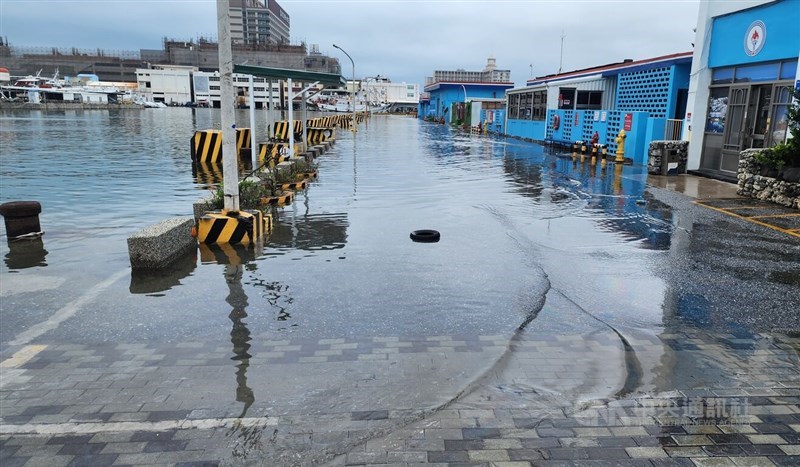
601;145;608;168
591;144;598;165
572;142;579;161
580;142;587;163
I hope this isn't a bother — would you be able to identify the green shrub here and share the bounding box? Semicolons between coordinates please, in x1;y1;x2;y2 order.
205;178;277;211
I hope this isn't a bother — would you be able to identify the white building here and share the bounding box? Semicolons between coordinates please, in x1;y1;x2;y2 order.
685;0;799;179
425;57;511;86
135;66;196;105
193;71;302;108
365;76;419;111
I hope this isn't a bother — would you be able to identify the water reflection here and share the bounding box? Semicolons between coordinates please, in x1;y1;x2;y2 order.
192;162;224;189
4;238;48;269
268;213;348;251
199;241;264;265
225;263;254;418
503;149;674;250
129;250;197;294
192;159;254;190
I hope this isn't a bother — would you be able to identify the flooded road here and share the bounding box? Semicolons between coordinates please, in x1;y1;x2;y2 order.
1;110;799;465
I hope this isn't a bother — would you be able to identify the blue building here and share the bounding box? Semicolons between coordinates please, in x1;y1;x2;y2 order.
505;52;693;165
686;0;799;180
418;57;514;128
419;82;513;126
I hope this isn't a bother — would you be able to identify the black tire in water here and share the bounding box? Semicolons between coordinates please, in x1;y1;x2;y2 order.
410;230;440;243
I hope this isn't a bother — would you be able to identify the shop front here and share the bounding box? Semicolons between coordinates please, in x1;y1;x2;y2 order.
696;0;799;177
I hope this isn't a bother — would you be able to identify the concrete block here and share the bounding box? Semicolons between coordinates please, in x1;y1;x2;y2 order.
193;197;215;222
127;217;196;269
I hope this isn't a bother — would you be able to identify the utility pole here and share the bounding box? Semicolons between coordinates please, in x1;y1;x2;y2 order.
558;30;566;74
217;0;238;211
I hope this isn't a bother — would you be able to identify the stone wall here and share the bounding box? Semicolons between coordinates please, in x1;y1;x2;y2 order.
647;141;688;175
737;148;800;209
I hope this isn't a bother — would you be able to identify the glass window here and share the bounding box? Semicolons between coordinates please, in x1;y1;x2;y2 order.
575;90;602;110
705;87;728;134
780;60;798;80
712;67;734;84
508;94;519;119
769;85;793;146
734;62;780;83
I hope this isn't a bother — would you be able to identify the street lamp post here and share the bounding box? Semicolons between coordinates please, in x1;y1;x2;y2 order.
333;44;355;130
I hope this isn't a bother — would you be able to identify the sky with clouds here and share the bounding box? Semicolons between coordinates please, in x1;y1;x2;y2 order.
1;0;700;86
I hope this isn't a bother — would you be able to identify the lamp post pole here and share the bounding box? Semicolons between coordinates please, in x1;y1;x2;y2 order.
217;0;238;211
333;44;355;131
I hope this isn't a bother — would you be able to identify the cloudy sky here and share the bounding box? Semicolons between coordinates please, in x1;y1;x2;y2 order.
1;0;700;86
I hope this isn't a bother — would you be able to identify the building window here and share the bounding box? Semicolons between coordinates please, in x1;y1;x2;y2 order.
735;62;781;83
576;91;602;110
508;90;546;120
531;91;546;120
712;67;734;84
509;94;520;119
559;88;575;109
770;85;793;145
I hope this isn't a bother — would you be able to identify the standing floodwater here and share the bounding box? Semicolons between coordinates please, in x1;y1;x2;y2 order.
2;109;798;466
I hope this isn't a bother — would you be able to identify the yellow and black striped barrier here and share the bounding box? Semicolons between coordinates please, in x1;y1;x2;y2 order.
273;121;290;141
280;180;308;192
258;142;302;166
191;130;222;163
198;209;266;245
260;191;294;207
306;128;332;145
198;213;273;264
236;128;251;154
295;170;318;180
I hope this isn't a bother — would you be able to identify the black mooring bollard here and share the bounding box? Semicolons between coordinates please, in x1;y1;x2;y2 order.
0;201;43;239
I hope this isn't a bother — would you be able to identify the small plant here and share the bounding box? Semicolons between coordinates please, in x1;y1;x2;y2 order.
205;178;278;211
754;149;789;170
290;157;317;176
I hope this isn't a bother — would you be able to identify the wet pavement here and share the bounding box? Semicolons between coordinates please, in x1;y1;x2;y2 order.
1;115;799;466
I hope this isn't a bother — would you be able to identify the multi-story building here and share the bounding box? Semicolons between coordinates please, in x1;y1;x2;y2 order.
229;0;291;46
135;65;196;104
425;57;511;86
364;76;419;112
419;58;513;126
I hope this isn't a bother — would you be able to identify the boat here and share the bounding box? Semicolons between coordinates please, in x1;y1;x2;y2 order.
315;100;385;113
307;88;388;113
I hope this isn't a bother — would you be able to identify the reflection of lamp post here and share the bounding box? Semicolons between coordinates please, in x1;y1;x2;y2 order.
333;44;355;130
224;264;254;419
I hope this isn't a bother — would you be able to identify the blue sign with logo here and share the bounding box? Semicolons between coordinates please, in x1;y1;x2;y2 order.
709;0;800;68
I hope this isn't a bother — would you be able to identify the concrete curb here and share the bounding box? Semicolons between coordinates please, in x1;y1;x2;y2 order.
127;217;196;269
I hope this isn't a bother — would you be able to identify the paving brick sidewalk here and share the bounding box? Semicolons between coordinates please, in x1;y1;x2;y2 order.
1;330;798;466
325;330;800;467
